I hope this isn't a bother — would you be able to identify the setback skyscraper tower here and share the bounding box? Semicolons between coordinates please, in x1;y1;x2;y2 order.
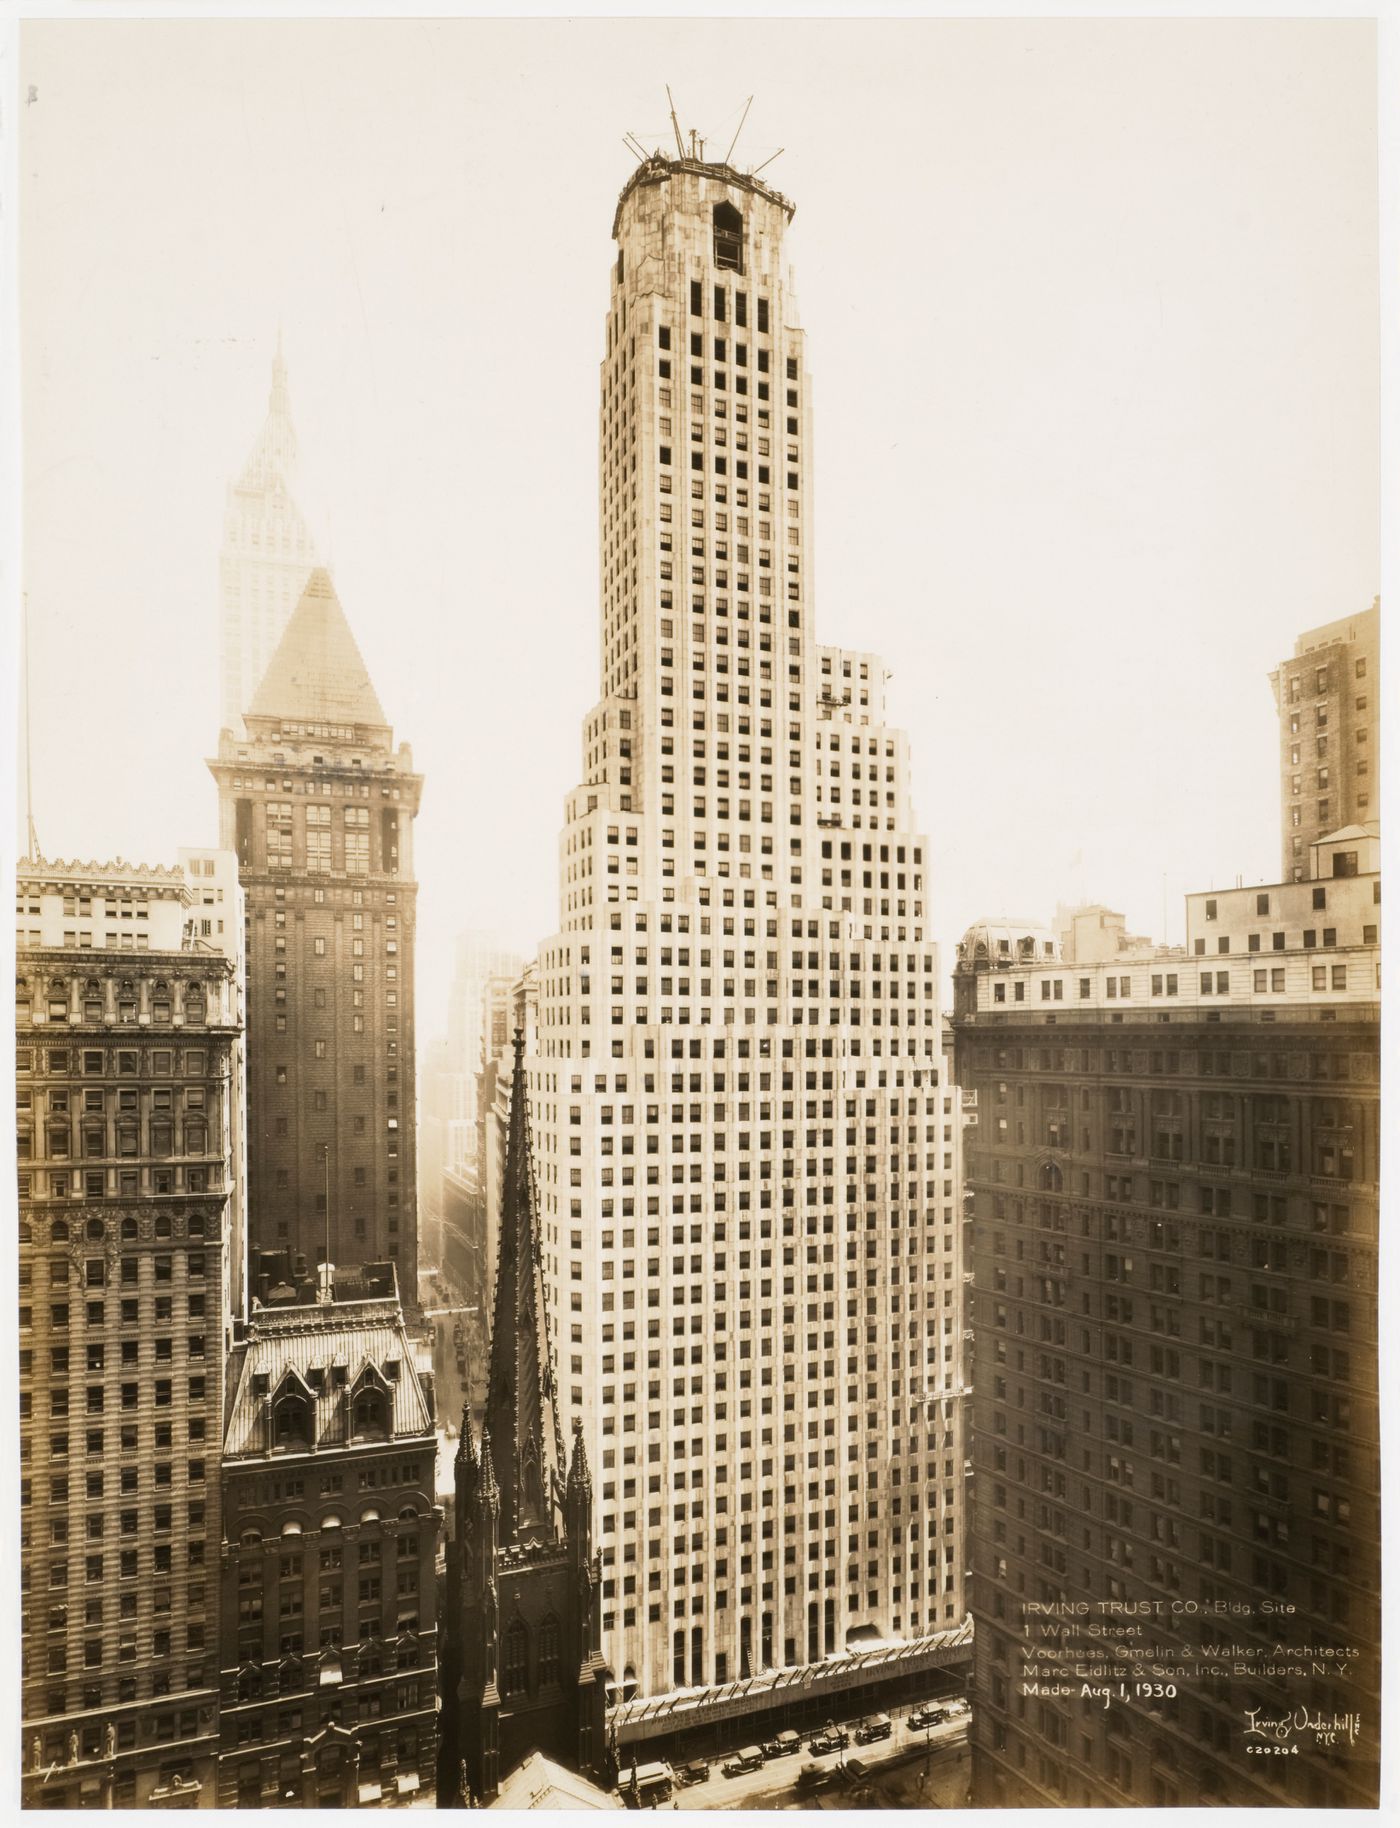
527;146;969;1728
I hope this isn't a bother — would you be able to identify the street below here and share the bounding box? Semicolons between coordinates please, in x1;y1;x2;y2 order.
654;1702;972;1812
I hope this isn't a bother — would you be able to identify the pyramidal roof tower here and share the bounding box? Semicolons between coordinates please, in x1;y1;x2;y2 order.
219;334;319;737
249;567;388;729
208;563;422;1289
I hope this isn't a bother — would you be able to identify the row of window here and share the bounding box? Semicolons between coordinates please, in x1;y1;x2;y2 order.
17;1046;211;1076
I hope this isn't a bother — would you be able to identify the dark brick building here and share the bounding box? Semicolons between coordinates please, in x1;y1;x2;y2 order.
216;1256;441;1807
952;837;1379;1808
209;568;422;1290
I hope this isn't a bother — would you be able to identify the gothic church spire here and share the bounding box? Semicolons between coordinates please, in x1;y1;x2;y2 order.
483;1030;566;1544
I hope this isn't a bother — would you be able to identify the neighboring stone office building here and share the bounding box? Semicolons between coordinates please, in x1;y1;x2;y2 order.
476;964;538;1321
529;145;968;1721
218;336;318;741
209;566;423;1290
17;855;245;1808
953;826;1380;1808
1269;599;1379;881
216;1254;441;1807
178;845;251;1342
445;932;525;1145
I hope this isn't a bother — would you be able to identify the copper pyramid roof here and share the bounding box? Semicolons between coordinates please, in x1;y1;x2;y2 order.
247;567;388;729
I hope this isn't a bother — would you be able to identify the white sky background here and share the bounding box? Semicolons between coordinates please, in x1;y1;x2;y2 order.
16;16;1380;1032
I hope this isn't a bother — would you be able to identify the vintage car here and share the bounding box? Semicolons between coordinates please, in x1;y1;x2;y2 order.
762;1731;802;1760
617;1762;674;1809
807;1726;851;1756
853;1713;892;1745
720;1746;766;1778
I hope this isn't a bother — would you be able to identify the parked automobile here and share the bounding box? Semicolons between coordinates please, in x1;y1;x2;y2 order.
807;1726;851;1756
674;1760;710;1788
762;1730;802;1760
909;1703;949;1731
617;1762;674;1808
795;1762;830;1793
841;1757;873;1784
947;1697;971;1716
854;1713;892;1745
721;1746;766;1778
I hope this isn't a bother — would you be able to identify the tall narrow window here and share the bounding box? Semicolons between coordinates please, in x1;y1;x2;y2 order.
713;202;743;273
537;1614;561;1687
502;1619;529;1695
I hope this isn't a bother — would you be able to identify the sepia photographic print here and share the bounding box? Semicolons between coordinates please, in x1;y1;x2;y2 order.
4;5;1389;1816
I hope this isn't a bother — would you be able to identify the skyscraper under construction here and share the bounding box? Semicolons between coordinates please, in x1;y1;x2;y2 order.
525;143;969;1728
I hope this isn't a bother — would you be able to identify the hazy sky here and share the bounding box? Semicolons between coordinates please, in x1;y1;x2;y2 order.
16;16;1380;1027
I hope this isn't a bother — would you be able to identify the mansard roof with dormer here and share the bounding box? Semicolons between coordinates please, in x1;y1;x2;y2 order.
223;1293;434;1459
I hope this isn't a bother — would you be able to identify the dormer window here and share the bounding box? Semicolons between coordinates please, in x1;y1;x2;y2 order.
272;1390;311;1450
351;1386;388;1441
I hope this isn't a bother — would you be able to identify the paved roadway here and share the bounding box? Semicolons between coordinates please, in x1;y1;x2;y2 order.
658;1700;971;1812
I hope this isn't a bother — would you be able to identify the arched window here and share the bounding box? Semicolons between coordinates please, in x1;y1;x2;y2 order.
537;1614;561;1687
120;1217;137;1241
351;1386;388;1441
502;1619;529;1696
52;1219;69;1243
1040;1161;1063;1193
85;1218;104;1242
239;1528;263;1549
272;1391;311;1450
183;987;206;1024
713;201;743;273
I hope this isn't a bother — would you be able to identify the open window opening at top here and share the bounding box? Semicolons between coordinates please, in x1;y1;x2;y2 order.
713;201;743;273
